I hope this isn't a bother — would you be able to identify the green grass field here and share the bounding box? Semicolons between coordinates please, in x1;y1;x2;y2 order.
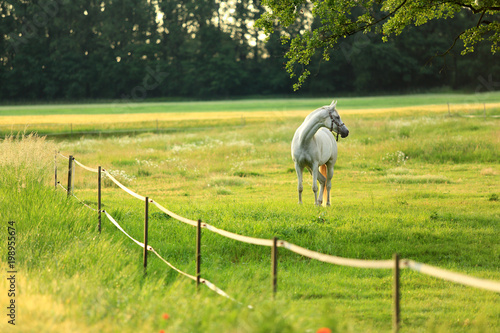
0;94;499;333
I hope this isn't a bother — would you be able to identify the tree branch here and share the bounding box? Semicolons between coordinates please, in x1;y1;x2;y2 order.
476;10;486;28
458;2;500;14
426;31;465;66
319;0;409;43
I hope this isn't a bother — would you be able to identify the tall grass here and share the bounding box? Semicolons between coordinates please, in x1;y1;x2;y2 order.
0;133;56;190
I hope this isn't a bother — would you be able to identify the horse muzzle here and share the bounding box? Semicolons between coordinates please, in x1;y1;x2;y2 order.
340;126;349;138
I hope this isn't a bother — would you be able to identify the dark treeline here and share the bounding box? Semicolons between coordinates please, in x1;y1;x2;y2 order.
1;0;498;101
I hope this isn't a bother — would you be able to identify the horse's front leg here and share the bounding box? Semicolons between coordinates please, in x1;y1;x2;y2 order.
317;166;327;206
295;163;304;204
325;164;334;206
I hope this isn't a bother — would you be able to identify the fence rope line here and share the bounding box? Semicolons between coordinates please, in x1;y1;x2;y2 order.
278;240;394;269
58;152;70;160
102;169;146;201
74;158;99;173
152;199;274;246
151;199;198;227
405;260;500;293
57;155;500;294
103;210;152;250
202;222;274;247
103;209;248;307
200;278;253;309
148;248;197;281
57;182;98;212
56;182;204;296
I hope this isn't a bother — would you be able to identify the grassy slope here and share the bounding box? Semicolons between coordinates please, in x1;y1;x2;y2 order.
1;96;499;332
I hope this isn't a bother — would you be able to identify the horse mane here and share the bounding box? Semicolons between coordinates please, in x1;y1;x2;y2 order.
304;100;337;122
304;106;330;122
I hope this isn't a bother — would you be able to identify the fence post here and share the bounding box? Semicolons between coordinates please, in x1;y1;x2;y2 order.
143;197;149;274
67;155;74;197
272;237;278;298
393;253;400;333
54;150;58;188
98;166;102;233
196;219;202;290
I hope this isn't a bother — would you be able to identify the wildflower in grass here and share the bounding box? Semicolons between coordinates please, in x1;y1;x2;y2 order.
382;150;409;166
162;313;170;320
316;328;332;333
108;169;136;182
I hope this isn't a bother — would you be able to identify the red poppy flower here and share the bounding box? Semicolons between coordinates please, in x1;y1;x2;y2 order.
316;328;332;333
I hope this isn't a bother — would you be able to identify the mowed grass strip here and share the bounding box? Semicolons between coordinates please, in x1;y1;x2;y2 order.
2;102;500;126
1;92;500;117
1;93;499;137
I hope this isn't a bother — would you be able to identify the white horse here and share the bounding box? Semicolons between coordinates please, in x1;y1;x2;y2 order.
291;100;349;206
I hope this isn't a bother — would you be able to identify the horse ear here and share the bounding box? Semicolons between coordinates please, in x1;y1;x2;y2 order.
330;100;337;109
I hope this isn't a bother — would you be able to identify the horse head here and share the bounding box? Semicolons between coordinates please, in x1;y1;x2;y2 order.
326;100;349;138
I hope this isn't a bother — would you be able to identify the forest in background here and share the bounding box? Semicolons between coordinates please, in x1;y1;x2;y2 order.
1;0;499;101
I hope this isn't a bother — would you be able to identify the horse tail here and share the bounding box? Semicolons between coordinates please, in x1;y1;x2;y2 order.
319;164;327;207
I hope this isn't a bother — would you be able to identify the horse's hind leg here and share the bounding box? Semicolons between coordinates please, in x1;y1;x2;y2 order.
325;163;334;206
317;166;327;206
311;163;321;205
294;163;304;204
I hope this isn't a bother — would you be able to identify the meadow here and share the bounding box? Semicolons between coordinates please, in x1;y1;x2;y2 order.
0;94;499;333
1;93;500;137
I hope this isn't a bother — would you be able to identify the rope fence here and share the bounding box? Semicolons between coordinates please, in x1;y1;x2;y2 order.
55;152;500;332
278;240;394;269
404;260;500;293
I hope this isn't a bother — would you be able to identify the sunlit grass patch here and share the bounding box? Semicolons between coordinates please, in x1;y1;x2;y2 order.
233;171;263;177
386;167;412;175
386;174;451;184
215;187;233;195
209;176;248;187
480;167;499;176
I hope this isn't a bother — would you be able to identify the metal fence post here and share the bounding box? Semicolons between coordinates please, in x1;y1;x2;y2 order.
98;166;102;233
272;237;278;298
54;150;58;188
143;197;149;274
196;219;202;290
67;155;73;196
393;253;400;333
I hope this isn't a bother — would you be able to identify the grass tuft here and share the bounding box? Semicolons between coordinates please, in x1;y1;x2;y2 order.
386;174;451;184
